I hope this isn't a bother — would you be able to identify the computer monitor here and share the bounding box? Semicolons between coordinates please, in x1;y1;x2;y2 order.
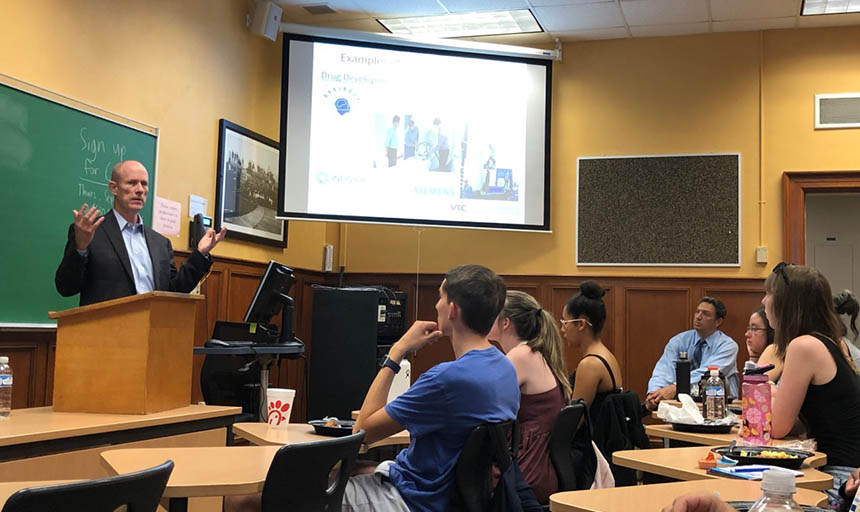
244;261;297;344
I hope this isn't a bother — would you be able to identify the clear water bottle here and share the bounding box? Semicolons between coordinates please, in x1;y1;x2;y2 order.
748;468;803;512
0;356;11;418
704;369;726;420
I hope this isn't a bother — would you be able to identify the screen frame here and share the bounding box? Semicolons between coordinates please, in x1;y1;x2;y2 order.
277;32;552;232
244;260;297;324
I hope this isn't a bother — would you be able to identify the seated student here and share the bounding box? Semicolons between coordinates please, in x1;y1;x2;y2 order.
564;281;649;487
346;264;520;512
745;306;774;364
765;263;860;505
836;290;860;368
563;281;622;408
488;290;570;504
645;297;739;410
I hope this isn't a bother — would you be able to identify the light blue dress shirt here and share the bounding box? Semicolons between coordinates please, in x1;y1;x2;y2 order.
113;209;155;294
647;329;739;397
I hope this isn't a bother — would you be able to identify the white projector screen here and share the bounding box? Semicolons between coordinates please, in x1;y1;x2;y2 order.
278;32;551;231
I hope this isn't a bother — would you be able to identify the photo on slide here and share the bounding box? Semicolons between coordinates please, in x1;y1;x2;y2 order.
215;119;287;247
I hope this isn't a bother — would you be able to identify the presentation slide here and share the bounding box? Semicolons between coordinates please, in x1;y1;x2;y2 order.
281;36;550;230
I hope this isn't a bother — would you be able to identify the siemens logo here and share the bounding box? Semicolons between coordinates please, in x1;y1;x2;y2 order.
414;186;455;197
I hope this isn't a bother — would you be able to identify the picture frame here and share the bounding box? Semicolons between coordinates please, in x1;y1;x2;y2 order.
215;119;287;247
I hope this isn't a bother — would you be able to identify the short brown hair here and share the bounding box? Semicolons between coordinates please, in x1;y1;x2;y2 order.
443;264;505;336
764;264;843;361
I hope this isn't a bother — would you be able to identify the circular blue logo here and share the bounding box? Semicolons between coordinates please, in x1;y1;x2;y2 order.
334;98;350;115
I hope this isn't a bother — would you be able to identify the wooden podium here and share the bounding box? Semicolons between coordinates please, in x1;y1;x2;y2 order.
48;291;203;414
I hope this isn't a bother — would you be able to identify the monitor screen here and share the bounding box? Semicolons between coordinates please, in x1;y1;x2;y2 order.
244;261;296;325
278;32;551;231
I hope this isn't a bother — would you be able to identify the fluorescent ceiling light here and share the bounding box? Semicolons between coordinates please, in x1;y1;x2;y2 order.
377;10;542;38
802;0;860;15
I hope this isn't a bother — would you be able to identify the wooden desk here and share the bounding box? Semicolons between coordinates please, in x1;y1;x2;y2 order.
233;422;411;452
613;446;831;491
0;405;240;482
101;445;280;512
549;479;828;511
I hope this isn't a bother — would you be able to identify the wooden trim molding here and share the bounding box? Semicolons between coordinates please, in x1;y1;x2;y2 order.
783;171;860;265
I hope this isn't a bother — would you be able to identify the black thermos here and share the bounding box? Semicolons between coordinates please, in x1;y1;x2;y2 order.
675;351;691;398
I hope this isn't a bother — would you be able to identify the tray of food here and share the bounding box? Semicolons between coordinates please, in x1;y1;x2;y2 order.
710;445;814;469
670;421;734;434
308;417;356;437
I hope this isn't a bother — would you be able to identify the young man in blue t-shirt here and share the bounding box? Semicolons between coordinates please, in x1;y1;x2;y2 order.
347;264;520;512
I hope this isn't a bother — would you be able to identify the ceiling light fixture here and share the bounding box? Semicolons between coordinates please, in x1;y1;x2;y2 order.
801;0;860;15
377;9;542;38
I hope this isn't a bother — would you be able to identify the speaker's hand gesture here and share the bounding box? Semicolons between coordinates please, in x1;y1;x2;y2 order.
196;227;227;256
72;204;104;251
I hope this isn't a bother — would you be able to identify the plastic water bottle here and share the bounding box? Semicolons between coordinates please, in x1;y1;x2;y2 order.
0;356;12;418
675;351;691;398
704;369;726;420
748;468;803;512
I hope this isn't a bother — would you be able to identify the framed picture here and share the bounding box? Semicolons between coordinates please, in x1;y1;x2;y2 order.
215;119;287;247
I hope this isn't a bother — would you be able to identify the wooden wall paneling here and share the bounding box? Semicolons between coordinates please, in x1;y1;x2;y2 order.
624;287;691;399
0;337;44;408
224;270;268;323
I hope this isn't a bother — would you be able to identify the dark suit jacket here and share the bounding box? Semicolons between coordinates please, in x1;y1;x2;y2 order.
55;210;212;306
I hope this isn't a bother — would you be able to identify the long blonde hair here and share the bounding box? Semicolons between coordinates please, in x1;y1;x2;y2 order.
501;290;572;400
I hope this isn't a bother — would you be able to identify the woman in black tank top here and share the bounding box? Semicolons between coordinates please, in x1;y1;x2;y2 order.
562;281;621;407
763;263;860;507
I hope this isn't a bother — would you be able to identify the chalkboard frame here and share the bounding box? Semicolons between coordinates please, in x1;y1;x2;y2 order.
0;72;160;327
576;153;741;267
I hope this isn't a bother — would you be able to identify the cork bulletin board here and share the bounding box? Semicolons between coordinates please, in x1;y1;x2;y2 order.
576;154;740;266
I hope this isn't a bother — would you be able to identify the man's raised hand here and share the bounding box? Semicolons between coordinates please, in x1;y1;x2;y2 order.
72;204;104;251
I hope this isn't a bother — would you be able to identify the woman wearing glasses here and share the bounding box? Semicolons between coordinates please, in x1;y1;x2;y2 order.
488;290;570;504
764;263;860;506
563;281;622;408
746;307;785;383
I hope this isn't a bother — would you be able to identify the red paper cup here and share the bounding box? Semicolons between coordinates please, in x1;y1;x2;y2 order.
266;388;295;429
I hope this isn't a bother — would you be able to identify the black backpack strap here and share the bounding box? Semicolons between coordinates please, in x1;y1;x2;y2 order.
581;354;617;390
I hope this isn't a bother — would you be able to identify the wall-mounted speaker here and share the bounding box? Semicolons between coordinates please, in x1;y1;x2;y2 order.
249;0;282;42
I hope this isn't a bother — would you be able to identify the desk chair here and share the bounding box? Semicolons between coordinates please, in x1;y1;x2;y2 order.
450;421;521;512
200;354;259;423
260;430;365;512
1;460;173;512
548;401;588;491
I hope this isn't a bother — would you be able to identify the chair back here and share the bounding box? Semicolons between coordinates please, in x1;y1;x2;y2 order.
261;430;365;512
451;420;518;512
548;401;587;491
2;460;173;512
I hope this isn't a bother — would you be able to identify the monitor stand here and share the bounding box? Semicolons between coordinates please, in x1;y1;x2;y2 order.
256;294;305;423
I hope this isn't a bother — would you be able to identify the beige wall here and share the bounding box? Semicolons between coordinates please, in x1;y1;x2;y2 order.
5;3;859;277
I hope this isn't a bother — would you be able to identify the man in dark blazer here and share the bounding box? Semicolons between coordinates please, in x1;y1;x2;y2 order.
55;160;227;306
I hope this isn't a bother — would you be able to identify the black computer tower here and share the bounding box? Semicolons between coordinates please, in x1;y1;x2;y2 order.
308;287;380;421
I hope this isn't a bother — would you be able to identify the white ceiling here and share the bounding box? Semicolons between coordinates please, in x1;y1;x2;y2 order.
273;0;860;45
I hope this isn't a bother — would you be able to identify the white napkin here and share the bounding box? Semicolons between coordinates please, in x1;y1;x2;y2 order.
657;393;704;424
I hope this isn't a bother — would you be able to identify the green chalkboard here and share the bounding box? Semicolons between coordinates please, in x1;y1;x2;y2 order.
0;76;158;325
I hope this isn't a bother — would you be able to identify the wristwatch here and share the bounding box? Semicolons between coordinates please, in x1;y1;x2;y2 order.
381;355;401;374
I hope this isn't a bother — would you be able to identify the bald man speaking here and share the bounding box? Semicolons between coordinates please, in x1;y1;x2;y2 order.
55;160;226;306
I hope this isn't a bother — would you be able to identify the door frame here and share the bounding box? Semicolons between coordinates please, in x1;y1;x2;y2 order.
784;171;860;264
